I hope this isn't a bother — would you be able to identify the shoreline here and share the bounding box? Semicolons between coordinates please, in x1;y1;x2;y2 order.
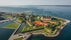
0;20;9;23
22;19;71;38
8;16;70;40
31;19;70;37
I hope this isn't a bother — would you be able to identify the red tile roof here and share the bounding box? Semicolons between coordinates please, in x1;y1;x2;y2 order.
34;21;48;26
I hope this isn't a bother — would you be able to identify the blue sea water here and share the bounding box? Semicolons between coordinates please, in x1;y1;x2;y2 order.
0;28;14;40
0;5;71;40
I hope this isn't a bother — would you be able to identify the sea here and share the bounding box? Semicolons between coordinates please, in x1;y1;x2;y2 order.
0;5;71;40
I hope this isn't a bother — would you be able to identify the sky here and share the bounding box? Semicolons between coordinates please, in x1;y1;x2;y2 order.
0;0;71;6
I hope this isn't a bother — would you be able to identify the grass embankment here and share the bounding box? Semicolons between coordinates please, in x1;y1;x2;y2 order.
21;26;44;33
4;22;19;29
21;21;44;33
14;37;23;40
4;15;13;19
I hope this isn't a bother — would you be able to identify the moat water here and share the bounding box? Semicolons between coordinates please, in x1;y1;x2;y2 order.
0;5;71;40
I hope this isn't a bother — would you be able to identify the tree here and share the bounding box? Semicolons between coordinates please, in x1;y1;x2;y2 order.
51;18;58;21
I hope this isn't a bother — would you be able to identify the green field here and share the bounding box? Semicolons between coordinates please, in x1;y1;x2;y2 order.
3;22;20;29
21;26;44;33
14;37;23;40
4;15;13;19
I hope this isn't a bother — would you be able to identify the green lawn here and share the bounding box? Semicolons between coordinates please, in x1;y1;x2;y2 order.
21;26;44;33
4;22;20;29
4;15;13;19
14;37;23;40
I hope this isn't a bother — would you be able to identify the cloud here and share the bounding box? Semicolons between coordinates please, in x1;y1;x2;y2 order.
0;0;71;6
